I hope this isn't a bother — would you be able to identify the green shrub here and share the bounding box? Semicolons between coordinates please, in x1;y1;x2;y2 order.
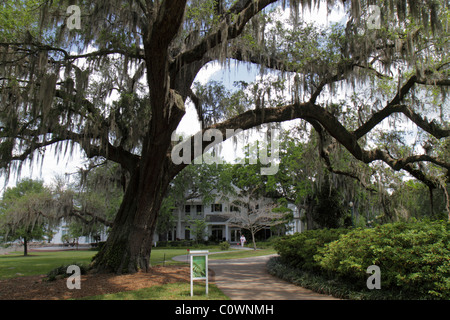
273;228;351;272
219;241;230;251
46;262;88;281
156;241;168;247
316;220;450;299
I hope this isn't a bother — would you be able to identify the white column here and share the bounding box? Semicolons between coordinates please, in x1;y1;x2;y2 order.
177;209;182;238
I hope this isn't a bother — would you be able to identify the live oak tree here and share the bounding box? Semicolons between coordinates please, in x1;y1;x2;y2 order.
0;0;449;273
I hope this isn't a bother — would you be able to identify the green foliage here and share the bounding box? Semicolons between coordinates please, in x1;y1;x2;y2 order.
0;0;41;41
187;218;207;243
0;179;52;249
157;195;177;235
273;228;351;272
0;250;96;279
311;177;350;229
1;178;46;200
273;220;450;299
316;220;450;299
45;262;88;281
167;162;234;206
193;81;251;126
390;180;449;220
219;241;230;250
81;282;229;300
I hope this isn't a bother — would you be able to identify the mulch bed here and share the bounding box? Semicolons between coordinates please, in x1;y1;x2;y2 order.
0;265;190;300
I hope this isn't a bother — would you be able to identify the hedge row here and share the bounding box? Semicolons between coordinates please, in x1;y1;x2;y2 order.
273;228;351;272
274;220;450;299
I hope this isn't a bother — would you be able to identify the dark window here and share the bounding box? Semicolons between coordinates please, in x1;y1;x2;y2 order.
211;203;222;212
196;205;202;215
185;205;190;213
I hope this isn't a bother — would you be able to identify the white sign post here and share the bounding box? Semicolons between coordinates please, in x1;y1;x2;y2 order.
189;250;209;297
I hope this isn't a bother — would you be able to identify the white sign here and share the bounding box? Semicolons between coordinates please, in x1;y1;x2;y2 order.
189;250;209;296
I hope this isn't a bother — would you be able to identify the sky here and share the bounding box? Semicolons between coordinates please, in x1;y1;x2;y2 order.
0;1;349;194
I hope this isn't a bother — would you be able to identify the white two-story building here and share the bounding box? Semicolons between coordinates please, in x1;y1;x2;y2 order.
158;195;304;243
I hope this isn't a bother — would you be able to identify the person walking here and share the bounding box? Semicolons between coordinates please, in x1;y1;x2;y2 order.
240;235;246;247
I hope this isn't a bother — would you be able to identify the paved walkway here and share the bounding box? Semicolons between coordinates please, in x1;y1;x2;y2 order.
173;249;339;300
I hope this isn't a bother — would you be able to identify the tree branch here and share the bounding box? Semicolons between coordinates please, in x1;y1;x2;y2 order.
71;208;114;227
172;0;278;73
170;98;448;188
307;118;378;193
354;74;450;140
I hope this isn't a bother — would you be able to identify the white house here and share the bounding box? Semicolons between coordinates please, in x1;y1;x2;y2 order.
50;220;108;245
157;194;304;243
47;195;304;246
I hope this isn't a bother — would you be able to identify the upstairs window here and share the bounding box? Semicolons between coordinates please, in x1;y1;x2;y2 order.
230;205;239;212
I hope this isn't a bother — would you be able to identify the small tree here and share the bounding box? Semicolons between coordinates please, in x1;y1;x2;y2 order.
187;217;207;244
226;195;289;250
0;179;54;255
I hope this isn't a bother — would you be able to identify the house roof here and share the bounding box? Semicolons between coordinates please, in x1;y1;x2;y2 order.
205;215;229;223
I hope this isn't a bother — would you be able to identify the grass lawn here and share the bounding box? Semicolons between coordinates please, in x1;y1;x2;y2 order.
81;282;229;300
0;250;96;279
0;246;274;300
0;246;275;279
209;248;276;260
0;248;198;279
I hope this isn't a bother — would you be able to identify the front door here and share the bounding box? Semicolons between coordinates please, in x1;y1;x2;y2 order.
212;228;223;241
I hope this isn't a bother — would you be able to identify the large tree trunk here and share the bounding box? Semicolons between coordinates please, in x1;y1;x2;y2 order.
91;163;170;273
91;139;176;273
91;3;190;274
91;86;185;274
